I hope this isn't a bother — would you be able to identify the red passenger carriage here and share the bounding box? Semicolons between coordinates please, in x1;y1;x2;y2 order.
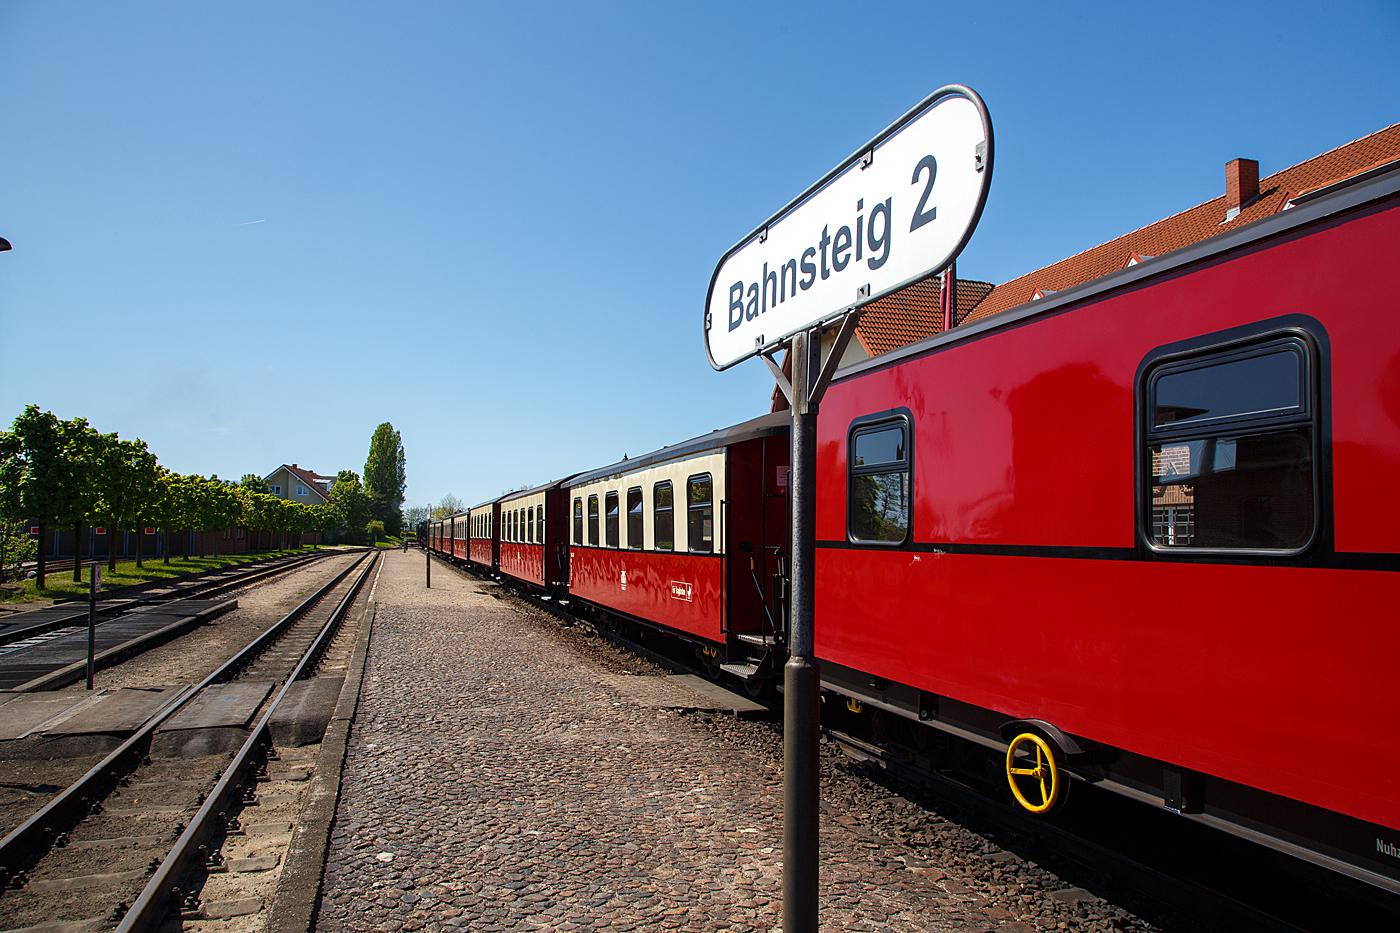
495;478;576;594
812;165;1400;893
563;414;789;665
466;497;501;572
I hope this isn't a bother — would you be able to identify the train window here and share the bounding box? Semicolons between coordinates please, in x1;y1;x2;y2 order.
848;417;910;544
1144;335;1315;552
588;495;599;546
573;498;583;545
513;509;519;542
687;474;713;552
627;487;643;549
654;481;674;551
605;491;620;548
538;504;544;542
528;507;535;543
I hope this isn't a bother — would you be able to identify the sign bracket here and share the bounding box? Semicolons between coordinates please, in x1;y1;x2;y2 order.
762;351;793;409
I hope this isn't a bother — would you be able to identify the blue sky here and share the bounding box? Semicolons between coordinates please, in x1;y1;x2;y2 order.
2;1;1396;511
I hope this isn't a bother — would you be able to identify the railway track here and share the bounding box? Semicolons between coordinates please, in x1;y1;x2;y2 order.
440;553;1400;933
0;550;379;932
0;549;350;651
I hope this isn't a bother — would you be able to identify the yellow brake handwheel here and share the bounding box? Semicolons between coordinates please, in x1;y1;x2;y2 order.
1005;732;1066;814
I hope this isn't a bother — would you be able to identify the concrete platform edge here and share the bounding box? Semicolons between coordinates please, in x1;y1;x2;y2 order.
265;582;379;933
12;599;238;693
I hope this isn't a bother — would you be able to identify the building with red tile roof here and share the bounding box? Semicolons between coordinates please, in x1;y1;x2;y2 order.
263;463;336;505
964;121;1400;323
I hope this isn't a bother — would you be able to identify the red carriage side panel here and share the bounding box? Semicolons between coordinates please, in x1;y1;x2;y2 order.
499;540;544;586
815;196;1400;833
570;548;725;643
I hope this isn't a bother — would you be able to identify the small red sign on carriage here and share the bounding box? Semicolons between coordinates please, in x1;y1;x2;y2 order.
669;581;694;602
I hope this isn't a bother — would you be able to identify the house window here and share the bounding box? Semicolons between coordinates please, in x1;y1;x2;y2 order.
848;417;911;544
627;487;644;549
271;485;281;495
687;474;713;552
296;485;307;496
605;491;620;548
1144;334;1315;552
587;495;600;546
573;497;584;545
653;481;674;551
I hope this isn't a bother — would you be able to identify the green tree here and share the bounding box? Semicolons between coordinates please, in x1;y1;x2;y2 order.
0;407;102;588
92;433;161;573
239;473;272;495
309;502;337;549
430;493;464;521
0;519;36;585
331;470;372;544
364;423;407;537
57;419;101;583
191;475;240;558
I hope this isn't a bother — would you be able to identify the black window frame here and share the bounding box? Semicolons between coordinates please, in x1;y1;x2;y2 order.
573;497;583;545
605;490;620;548
846;411;913;547
687;473;714;553
653;480;674;551
527;506;534;544
1138;327;1321;558
587;495;600;546
626;486;644;550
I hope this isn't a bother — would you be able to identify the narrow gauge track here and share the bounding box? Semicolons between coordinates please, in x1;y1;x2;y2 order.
439;553;1400;933
0;549;353;651
0;550;378;932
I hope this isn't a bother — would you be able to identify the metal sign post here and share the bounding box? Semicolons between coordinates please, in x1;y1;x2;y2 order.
86;564;100;690
704;86;993;933
425;541;431;589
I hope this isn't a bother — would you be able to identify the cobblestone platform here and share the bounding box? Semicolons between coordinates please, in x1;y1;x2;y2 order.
315;552;1162;933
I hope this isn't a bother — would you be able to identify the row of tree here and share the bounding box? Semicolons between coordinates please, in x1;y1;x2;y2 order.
0;406;381;588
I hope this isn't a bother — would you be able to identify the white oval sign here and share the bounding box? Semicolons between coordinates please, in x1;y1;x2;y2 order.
704;86;993;371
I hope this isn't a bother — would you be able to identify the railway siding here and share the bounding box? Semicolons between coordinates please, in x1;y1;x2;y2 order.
315;552;1153;932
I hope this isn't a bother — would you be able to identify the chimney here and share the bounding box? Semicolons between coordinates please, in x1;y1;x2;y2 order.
1224;158;1259;222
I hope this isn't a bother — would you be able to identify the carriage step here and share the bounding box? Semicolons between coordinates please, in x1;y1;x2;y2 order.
720;662;761;680
735;633;783;646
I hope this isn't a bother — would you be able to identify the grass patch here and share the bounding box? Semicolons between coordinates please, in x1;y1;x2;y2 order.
1;546;325;605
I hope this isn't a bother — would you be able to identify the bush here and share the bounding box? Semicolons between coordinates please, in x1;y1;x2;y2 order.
366;520;385;544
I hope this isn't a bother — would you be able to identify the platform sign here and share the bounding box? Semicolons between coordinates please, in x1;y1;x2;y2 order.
704;85;993;370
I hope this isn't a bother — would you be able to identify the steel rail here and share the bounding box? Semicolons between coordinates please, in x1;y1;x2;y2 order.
0;550;347;649
115;550;379;932
0;551;371;888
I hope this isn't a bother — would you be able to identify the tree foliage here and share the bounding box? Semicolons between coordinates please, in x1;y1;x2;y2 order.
331;470;372;544
364;423;406;537
92;433;161;571
0;405;374;586
0;407;101;586
430;493;464;521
